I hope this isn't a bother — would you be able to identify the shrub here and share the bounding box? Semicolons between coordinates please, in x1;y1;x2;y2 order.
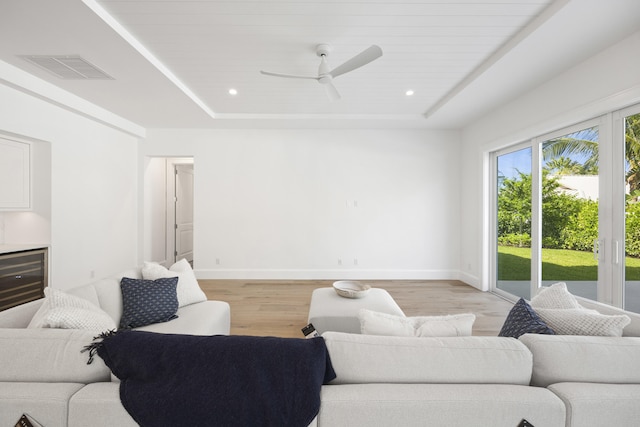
498;233;531;247
626;202;640;258
561;199;598;251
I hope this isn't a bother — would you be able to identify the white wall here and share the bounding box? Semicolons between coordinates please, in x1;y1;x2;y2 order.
144;157;169;264
142;129;461;280
460;30;640;290
0;82;140;290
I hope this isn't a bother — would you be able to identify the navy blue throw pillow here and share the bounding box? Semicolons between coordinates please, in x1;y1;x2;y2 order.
498;298;556;338
119;277;179;329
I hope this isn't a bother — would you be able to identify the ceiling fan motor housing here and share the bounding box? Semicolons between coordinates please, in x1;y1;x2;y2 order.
316;44;332;57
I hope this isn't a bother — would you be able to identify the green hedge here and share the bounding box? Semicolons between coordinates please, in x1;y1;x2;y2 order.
626;202;640;257
497;172;640;258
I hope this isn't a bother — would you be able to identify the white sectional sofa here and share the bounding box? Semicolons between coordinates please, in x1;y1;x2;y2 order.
318;330;640;427
319;332;566;426
2;273;640;427
4;327;640;427
0;266;230;426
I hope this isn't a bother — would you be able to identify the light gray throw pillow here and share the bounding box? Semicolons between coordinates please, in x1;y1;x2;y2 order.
358;309;475;337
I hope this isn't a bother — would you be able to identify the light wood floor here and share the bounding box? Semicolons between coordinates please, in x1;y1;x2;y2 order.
199;280;514;338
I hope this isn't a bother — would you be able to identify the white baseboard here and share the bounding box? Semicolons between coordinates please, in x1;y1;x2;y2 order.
457;271;483;290
195;268;461;281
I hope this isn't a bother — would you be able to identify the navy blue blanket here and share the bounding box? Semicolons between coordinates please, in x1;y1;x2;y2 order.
85;330;335;427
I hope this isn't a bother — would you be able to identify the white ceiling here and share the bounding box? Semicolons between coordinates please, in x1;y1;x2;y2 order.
1;0;640;130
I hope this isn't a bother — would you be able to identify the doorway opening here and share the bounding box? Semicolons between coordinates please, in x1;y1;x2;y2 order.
174;163;194;265
144;157;194;267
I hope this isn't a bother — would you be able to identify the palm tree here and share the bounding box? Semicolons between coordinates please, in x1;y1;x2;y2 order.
540;118;640;194
542;127;599;176
544;156;589;175
625;114;640;194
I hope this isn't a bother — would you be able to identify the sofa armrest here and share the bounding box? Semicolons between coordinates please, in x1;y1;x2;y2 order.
520;334;640;387
0;382;85;427
576;296;640;337
0;328;111;383
0;299;43;328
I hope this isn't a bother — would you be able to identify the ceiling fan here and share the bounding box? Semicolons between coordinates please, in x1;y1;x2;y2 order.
260;44;383;101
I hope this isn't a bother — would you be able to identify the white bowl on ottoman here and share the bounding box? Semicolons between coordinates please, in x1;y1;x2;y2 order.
332;281;371;299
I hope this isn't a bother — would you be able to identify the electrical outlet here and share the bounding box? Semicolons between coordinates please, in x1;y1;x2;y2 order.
338;259;342;266
354;258;358;266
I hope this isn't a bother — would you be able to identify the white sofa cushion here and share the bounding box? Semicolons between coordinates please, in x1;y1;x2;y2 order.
66;269;142;325
548;382;640;427
135;300;231;336
358;309;475;337
59;270;135;325
322;332;532;385
68;382;139;427
318;384;566;427
0;382;85;427
519;334;640;387
0;328;111;383
27;288;116;332
142;259;207;307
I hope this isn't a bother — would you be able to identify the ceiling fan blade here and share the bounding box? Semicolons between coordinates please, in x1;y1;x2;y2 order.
324;80;341;101
329;45;383;79
260;70;319;80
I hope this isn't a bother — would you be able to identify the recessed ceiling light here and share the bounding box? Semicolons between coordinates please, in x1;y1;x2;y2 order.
405;90;415;96
228;88;238;95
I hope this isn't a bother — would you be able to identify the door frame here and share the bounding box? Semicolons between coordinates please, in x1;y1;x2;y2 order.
165;158;194;265
174;163;194;264
532;117;607;303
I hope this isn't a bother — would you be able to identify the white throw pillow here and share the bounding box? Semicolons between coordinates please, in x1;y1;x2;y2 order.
358;309;475;337
535;308;630;337
28;287;116;331
531;282;582;309
42;306;116;331
531;282;631;336
142;259;207;307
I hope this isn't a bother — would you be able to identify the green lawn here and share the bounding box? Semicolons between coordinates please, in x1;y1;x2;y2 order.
498;246;640;280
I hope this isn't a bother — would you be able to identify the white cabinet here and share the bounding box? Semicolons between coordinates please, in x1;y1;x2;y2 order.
0;137;31;210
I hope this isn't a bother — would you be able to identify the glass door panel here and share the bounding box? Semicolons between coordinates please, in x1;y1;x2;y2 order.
540;127;599;299
496;147;532;299
624;112;640;313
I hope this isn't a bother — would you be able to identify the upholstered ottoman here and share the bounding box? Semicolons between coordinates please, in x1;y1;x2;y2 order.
308;287;405;334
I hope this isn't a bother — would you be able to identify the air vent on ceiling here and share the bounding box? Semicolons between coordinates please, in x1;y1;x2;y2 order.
20;55;114;80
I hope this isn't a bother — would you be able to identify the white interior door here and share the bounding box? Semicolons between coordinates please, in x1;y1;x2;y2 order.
175;164;194;263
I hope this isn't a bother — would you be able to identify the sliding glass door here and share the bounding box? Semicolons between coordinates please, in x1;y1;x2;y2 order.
623;110;640;313
495;146;532;299
492;107;640;312
540;126;600;300
493;119;605;304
